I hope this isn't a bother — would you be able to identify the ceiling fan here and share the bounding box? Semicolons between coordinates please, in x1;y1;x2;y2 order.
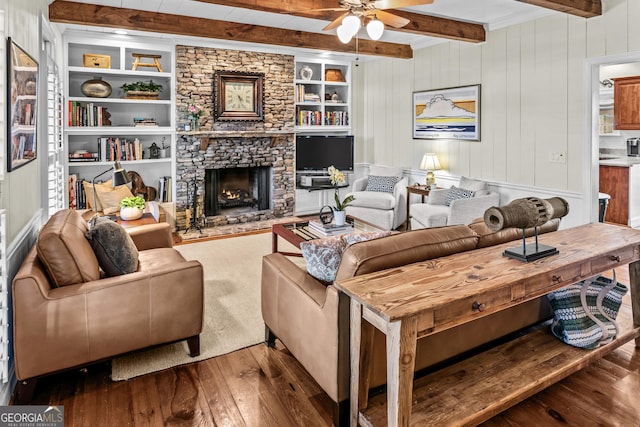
308;0;435;42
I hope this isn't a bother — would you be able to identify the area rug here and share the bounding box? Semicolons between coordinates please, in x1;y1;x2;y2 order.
111;231;300;380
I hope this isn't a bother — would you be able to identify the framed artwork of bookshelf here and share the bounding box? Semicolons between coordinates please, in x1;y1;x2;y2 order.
7;37;38;172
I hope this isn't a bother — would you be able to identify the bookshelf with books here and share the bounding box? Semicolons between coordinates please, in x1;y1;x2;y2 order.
295;58;351;131
64;31;176;211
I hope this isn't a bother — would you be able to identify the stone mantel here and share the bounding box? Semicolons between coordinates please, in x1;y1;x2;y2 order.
177;130;295;149
176;130;295;138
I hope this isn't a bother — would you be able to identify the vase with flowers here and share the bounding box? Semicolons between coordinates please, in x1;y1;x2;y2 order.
328;165;354;226
185;101;203;131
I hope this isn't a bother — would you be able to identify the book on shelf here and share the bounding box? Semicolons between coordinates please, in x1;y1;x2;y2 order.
69;150;99;162
96;137;144;162
68;174;77;209
68;101;106;127
308;219;353;236
158;176;172;202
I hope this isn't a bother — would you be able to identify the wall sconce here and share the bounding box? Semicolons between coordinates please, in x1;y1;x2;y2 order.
419;153;441;188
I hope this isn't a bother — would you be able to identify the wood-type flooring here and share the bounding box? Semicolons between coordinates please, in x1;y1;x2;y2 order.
13;267;640;426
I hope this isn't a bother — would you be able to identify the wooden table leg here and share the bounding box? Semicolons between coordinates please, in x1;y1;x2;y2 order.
629;260;640;346
350;299;362;427
272;231;278;253
386;317;418;427
405;188;411;230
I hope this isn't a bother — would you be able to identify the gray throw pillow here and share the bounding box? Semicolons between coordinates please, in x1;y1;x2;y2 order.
85;218;139;276
365;175;399;193
445;186;475;206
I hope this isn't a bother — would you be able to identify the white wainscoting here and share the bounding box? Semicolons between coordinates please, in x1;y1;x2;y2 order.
0;211;42;405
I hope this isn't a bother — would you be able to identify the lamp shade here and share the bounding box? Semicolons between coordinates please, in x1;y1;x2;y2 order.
342;14;361;37
366;17;384;41
337;24;353;44
112;161;131;186
420;153;441;171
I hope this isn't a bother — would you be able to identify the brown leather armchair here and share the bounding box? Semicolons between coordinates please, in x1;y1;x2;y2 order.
12;209;203;398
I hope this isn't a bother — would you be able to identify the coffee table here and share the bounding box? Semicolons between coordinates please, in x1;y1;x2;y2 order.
272;216;383;256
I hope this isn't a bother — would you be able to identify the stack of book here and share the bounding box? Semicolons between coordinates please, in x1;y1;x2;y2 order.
308;219;353;236
133;117;158;127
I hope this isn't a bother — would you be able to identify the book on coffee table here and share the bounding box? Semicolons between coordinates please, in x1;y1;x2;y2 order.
308;219;354;236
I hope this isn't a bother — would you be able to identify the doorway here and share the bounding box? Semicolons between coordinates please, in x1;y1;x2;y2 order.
586;53;640;226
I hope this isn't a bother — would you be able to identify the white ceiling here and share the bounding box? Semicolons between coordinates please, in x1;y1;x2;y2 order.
51;0;558;57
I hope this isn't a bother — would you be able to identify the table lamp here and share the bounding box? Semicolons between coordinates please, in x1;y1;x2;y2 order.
420;153;441;189
92;161;131;220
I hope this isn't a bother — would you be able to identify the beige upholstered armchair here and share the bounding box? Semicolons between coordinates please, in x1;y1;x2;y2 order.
410;176;500;229
344;165;408;230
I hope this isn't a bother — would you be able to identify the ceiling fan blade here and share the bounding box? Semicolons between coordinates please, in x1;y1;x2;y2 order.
323;12;349;31
366;10;410;28
372;0;434;10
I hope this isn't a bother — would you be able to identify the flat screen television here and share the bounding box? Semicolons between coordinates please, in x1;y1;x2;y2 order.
296;135;354;172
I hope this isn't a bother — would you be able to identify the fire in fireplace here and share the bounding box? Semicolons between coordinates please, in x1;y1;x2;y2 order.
204;167;271;216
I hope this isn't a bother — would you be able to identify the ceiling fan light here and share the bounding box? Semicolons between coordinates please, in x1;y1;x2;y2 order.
342;14;361;37
337;24;353;44
366;18;384;40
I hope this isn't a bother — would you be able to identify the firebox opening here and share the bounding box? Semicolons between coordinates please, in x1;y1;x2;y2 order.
205;167;271;216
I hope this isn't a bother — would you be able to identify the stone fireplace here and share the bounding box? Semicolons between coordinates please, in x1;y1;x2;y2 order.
174;46;295;230
176;132;295;229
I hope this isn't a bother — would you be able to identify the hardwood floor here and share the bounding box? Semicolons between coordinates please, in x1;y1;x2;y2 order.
15;267;640;426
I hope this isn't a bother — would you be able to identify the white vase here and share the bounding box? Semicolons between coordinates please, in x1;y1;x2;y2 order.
334;210;346;226
120;207;143;221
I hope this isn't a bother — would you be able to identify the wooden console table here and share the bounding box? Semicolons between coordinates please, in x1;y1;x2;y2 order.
334;222;640;426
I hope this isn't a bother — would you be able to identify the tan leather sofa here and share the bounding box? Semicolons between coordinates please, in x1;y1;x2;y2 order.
12;209;203;397
261;217;559;425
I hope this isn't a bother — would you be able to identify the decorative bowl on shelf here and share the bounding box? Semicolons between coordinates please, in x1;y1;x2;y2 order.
81;77;112;98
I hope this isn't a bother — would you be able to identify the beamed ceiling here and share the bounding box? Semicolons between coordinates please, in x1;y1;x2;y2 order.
48;0;602;59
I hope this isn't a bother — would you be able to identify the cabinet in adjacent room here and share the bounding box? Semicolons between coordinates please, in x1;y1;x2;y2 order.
63;31;175;209
614;76;640;130
599;164;640;226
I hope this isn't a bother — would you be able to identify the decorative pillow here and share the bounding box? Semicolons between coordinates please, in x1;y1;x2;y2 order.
300;235;346;283
95;184;134;215
445;186;474;206
365;175;399;193
85;217;139;276
342;230;391;246
82;179;116;212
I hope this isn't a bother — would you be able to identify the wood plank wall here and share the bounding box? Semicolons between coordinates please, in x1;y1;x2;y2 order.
354;0;640;195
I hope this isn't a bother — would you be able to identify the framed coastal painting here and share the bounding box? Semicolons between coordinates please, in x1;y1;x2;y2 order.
7;37;38;172
413;84;480;141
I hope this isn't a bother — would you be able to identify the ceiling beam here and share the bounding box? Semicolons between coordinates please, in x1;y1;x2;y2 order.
517;0;601;18
195;0;486;43
48;1;413;59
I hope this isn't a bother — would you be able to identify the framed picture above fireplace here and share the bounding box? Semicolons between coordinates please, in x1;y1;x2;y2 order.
213;71;264;121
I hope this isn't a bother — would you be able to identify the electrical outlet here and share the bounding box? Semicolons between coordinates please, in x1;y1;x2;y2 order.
549;152;567;164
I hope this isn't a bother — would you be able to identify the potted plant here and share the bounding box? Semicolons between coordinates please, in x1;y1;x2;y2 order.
119;196;146;220
120;80;163;98
328;165;354;226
